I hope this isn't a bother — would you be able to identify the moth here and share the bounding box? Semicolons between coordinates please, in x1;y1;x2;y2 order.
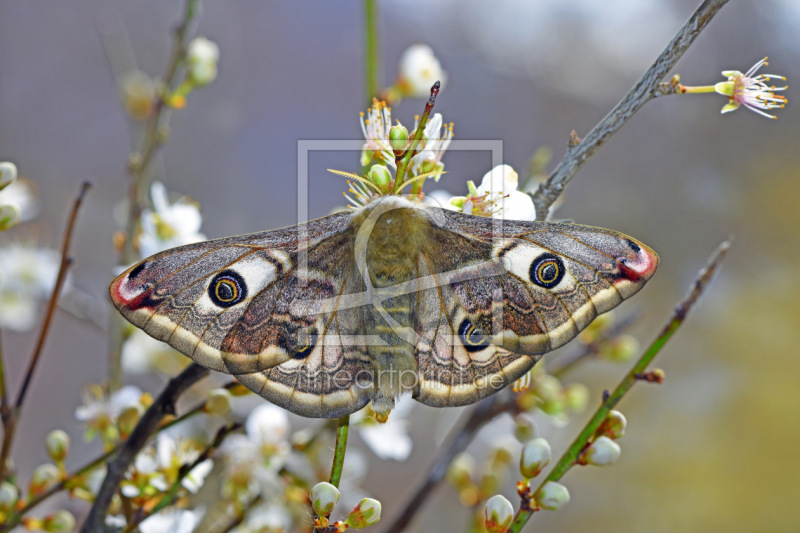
110;195;657;418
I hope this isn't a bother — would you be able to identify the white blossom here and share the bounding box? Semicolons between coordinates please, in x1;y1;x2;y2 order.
140;506;205;533
476;165;536;221
0;243;60;330
187;37;220;86
352;395;414;461
410;112;453;177
138;181;205;258
398;44;447;97
75;385;143;424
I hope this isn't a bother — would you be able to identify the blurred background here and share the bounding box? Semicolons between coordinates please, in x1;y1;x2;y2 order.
0;0;798;531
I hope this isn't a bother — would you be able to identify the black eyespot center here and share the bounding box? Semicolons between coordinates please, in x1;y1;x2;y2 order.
458;318;489;353
128;261;147;280
208;270;247;308
529;253;565;289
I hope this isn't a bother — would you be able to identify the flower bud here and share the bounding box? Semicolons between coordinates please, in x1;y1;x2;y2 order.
310;481;341;517
583;436;621;466
187;37;220;86
0;162;18;191
484;494;513;533
446;453;475;488
30;463;61;494
204;388;233;416
389;124;409;155
563;383;589;412
43;510;76;532
117;403;145;437
0;204;21;231
0;481;18;513
535;481;570;510
367;164;393;190
601;335;639;362
519;438;551;479
345;497;382;529
119;70;156;121
45;429;70;462
599;410;627;440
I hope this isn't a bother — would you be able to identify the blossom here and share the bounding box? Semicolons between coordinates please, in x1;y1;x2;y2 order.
360;99;397;168
410;112;454;177
713;57;788;119
398;44;447;97
351;395;414;461
139;507;205;533
75;384;144;446
0;243;60;331
0;178;40;222
476;165;536;221
186;37;220;86
138;181;205;258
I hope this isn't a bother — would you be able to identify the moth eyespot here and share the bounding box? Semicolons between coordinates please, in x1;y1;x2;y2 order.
529;253;565;289
128;261;147;280
208;270;247;308
292;330;317;359
458;318;489;353
626;238;641;253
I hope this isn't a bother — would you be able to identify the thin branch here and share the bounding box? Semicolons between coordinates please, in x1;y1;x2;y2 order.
79;363;208;533
508;239;731;532
0;181;91;483
393;81;440;190
384;393;520;533
530;0;730;220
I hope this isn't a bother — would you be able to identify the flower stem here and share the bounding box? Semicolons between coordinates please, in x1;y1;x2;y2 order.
329;415;350;488
508;239;731;532
363;0;380;104
679;84;717;94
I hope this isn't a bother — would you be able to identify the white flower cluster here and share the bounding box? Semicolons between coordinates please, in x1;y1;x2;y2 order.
0;243;60;331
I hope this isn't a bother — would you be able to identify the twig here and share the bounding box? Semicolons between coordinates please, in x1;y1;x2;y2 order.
0;181;91;483
112;0;203;391
530;0;730;220
384;393;520;533
508;239;731;532
329;415;350;488
79;363;208;533
122;423;242;532
393;81;440;189
363;0;380;104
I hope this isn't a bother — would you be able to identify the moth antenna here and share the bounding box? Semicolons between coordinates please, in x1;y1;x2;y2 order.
327;168;383;193
395;170;447;193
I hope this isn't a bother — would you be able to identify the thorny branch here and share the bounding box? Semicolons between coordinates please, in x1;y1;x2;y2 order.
531;0;730;220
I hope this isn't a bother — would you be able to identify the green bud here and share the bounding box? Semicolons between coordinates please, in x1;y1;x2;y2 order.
31;463;60;493
310;481;341;517
389;124;409;155
0;481;18;513
599;410;627;439
583;436;621;466
367;164;393;190
535;481;570;511
484;494;514;533
43;510;76;532
345;497;382;529
204;388;233;416
45;429;70;462
0;161;18;191
449;196;466;209
519;438;551;479
601;335;639;362
446;453;475;488
0;204;21;231
563;383;589;412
